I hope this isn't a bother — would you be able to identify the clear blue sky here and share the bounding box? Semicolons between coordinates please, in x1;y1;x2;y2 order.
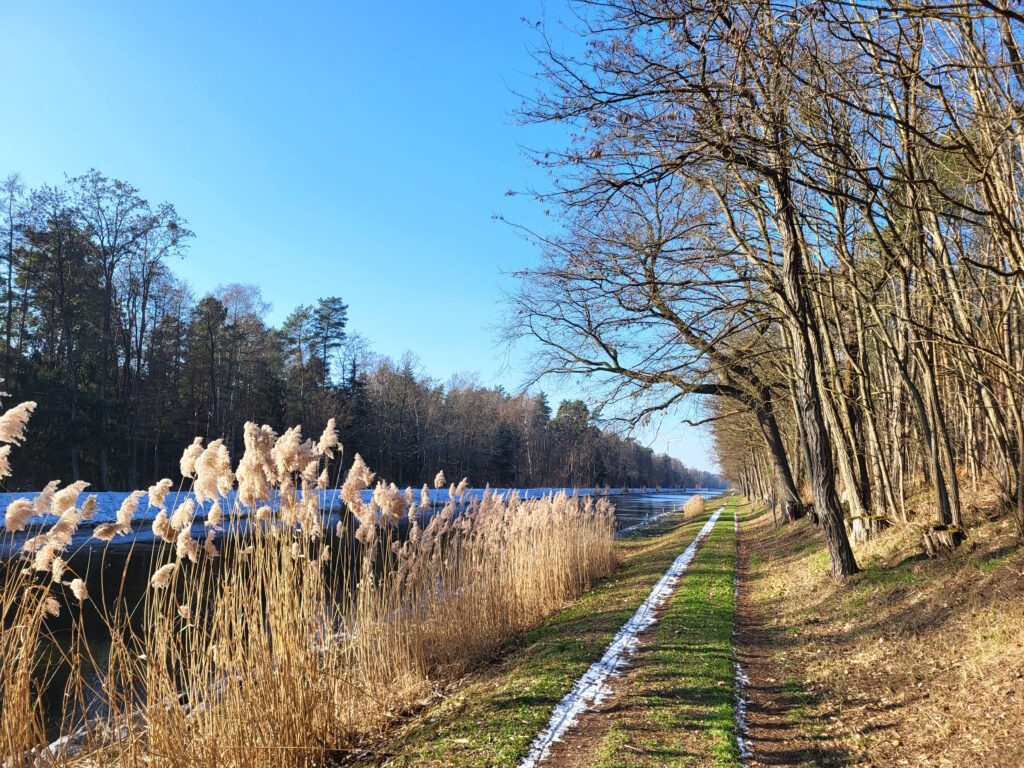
0;1;716;472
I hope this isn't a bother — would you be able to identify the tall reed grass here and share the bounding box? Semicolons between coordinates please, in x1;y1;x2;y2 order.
683;494;706;518
1;407;616;767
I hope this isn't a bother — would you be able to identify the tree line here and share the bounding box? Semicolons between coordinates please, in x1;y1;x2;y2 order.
0;170;718;492
511;0;1024;577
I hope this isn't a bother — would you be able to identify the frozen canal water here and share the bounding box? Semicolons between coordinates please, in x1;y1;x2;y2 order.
1;486;725;553
610;488;723;533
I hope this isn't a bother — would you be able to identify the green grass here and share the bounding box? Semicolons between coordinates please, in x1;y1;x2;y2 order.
781;678;815;718
857;564;921;587
360;499;734;767
978;549;1017;573
590;498;742;768
807;549;831;578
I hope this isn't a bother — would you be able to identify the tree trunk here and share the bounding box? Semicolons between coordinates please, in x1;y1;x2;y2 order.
772;173;859;578
754;391;805;522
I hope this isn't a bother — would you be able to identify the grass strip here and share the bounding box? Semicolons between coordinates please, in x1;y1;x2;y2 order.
592;497;741;768
361;498;730;767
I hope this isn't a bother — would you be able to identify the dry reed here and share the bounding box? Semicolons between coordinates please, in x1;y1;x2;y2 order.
683;494;706;518
1;414;616;767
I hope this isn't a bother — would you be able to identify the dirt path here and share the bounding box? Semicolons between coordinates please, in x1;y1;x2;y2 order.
732;498;1024;768
535;626;671;768
733;508;846;767
526;500;849;768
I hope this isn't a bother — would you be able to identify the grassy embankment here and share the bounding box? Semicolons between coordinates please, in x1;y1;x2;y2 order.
740;495;1024;767
363;497;743;768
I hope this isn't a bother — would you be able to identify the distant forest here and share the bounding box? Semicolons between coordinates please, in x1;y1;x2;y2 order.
0;171;722;491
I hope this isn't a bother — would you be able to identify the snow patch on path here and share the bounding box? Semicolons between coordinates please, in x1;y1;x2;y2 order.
732;506;752;766
518;506;724;768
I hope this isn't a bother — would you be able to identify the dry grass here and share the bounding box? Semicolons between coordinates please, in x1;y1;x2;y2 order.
1;409;616;767
0;562;52;761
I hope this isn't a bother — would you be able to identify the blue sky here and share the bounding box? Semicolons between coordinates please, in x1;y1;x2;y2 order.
0;1;717;471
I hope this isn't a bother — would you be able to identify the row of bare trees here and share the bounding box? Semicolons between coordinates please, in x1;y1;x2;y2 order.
511;0;1024;577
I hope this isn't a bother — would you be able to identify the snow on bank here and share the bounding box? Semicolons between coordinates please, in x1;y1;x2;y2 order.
615;506;679;536
733;506;752;766
518;506;725;768
0;487;719;529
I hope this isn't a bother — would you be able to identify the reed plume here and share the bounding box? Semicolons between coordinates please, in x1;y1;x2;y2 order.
31;543;57;573
0;400;36;445
47;506;82;550
169;498;195;531
42;597;60;618
3;498;33;532
80;494;98;521
0;445;11;479
91;523;121;542
150;563;177;589
206;499;224;529
147;477;174;509
176;524;199;563
51;481;89;518
69;578;88;602
151;510;172;542
179;436;203;479
194;439;234;502
203;530;219;559
33;480;59;514
50;556;66;583
316;417;339;458
114;490;146;533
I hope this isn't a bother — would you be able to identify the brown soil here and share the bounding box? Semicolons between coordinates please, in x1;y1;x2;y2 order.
737;501;1024;768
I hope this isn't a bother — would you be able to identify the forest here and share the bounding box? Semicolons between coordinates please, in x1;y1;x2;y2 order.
0;171;716;492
